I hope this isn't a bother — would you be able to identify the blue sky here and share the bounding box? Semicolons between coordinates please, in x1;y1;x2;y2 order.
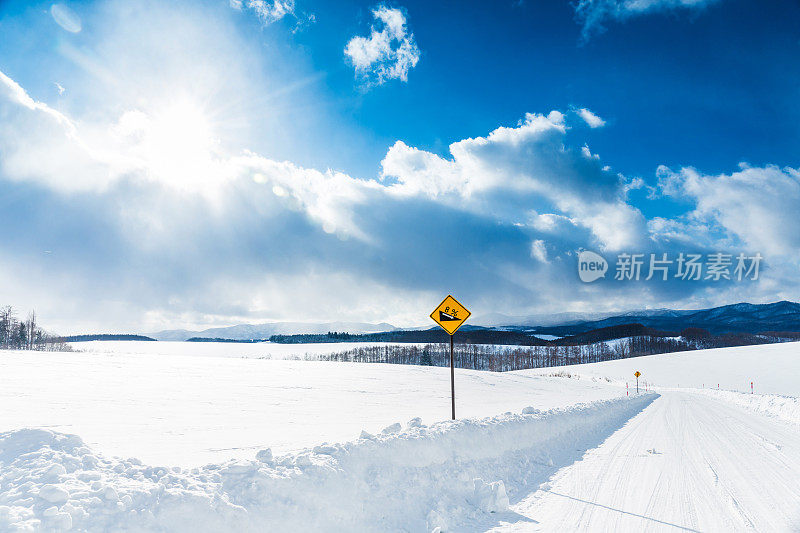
0;0;799;332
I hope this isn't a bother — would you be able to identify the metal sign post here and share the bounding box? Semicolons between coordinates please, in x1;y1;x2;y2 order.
450;334;455;419
430;295;471;421
634;371;641;394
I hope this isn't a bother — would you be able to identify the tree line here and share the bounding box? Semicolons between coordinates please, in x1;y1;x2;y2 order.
269;329;546;345
0;305;70;351
309;335;695;372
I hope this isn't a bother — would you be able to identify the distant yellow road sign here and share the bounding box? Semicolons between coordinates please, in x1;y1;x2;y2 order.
430;295;471;335
634;371;641;378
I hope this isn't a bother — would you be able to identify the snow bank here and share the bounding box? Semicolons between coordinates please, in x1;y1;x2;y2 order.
690;389;800;425
0;394;656;532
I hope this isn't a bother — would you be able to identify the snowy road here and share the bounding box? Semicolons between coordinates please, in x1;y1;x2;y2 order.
494;392;800;532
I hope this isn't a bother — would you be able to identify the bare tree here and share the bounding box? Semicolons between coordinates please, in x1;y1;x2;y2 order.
25;311;36;350
0;306;16;349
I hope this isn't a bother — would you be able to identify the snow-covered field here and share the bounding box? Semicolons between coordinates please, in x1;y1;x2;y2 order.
0;347;623;466
70;340;421;360
1;341;799;531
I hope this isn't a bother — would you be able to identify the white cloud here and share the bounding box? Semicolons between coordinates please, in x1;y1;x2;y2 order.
581;144;599;159
0;71;110;191
575;0;721;39
530;240;549;263
0;72;75;131
657;164;800;256
382;110;647;250
230;0;295;24
577;108;606;128
344;6;420;85
234;152;381;241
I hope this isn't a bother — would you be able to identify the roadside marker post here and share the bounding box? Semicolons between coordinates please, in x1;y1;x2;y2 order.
634;371;641;394
751;381;754;394
430;295;471;420
626;382;628;397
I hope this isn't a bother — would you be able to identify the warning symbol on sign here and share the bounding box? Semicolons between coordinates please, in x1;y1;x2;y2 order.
439;310;459;321
430;295;471;335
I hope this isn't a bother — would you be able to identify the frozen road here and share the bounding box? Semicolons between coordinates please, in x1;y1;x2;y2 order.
494;392;800;532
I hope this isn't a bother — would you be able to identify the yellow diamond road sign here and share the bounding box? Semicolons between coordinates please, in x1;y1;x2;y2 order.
430;295;471;335
634;371;641;378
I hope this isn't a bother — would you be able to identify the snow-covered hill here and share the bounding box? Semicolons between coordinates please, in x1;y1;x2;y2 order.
523;341;800;396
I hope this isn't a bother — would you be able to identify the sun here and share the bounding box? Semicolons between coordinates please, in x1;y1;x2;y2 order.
147;100;219;189
115;99;225;192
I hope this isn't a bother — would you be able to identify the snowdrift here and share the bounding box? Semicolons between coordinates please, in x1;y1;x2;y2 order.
0;394;656;532
690;389;800;425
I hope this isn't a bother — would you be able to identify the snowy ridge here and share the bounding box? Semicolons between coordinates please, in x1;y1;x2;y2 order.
0;394;656;532
150;321;397;342
689;389;800;425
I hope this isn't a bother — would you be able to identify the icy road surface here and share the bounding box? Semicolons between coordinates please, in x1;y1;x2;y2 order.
494;391;800;532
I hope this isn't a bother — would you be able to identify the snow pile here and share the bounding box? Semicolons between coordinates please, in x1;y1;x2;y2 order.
0;394;656;532
691;389;800;425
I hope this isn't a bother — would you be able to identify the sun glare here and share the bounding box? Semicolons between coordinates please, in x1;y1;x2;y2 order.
116;99;224;192
149;101;218;188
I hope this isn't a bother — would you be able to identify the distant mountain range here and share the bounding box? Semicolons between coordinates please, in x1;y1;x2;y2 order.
150;321;397;342
526;301;800;336
144;301;800;342
473;307;704;329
